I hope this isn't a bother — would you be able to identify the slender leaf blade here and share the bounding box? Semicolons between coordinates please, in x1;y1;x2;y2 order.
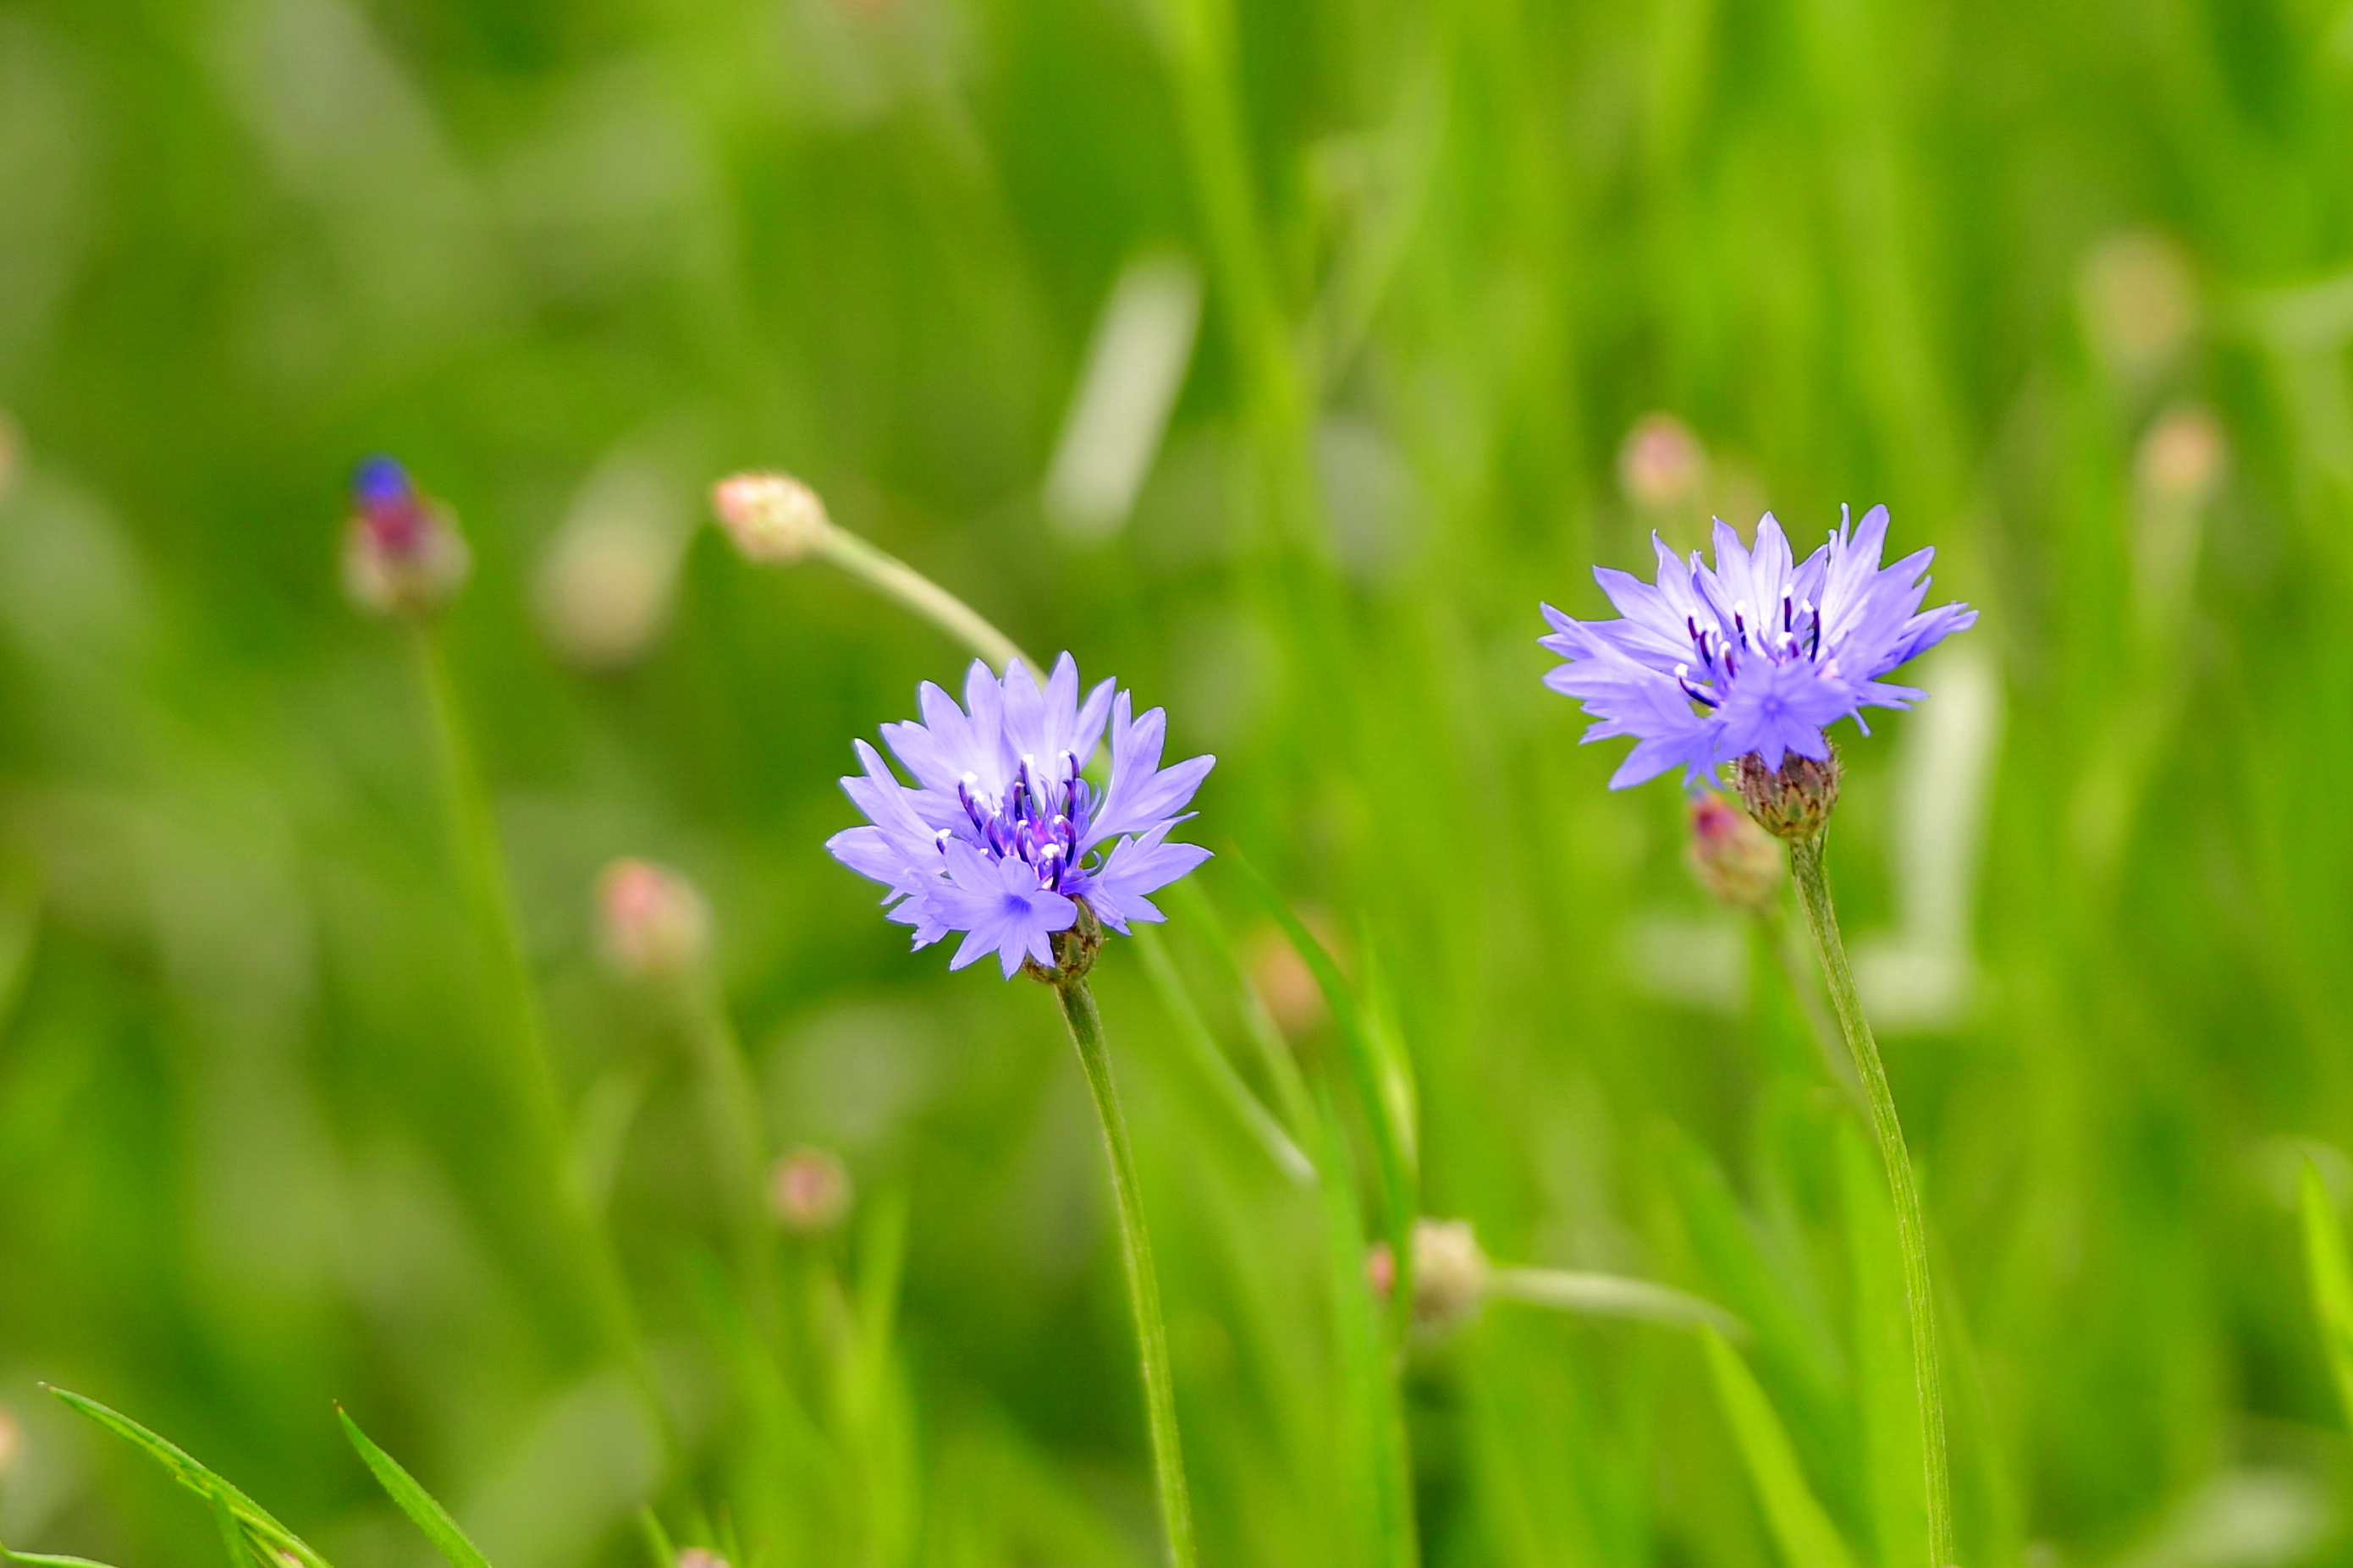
1134;924;1314;1183
2;1545;123;1568
2298;1158;2353;1430
1839;1123;1929;1568
1700;1328;1861;1568
44;1388;326;1568
338;1407;493;1568
211;1484;257;1568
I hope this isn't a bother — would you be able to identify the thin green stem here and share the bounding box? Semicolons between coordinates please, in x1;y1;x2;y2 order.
1053;977;1198;1568
412;629;673;1458
1789;835;1953;1568
813;525;1034;674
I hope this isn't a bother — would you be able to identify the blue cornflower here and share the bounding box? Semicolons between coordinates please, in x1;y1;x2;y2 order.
828;655;1215;978
1540;507;1975;788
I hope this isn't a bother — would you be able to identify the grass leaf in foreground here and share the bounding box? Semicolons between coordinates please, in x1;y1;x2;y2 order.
2297;1158;2353;1430
45;1388;329;1568
212;1482;259;1568
1;1544;124;1568
1700;1329;1860;1568
338;1406;494;1568
1841;1123;1930;1568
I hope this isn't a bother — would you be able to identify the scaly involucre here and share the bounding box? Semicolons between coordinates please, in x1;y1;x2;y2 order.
828;656;1215;977
1540;506;1976;788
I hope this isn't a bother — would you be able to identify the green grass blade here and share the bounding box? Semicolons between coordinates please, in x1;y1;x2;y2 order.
636;1508;676;1568
1134;924;1315;1183
1313;1086;1418;1568
44;1388;328;1568
1839;1124;1929;1568
2297;1158;2353;1429
1700;1329;1861;1568
1224;850;1416;1276
2;1544;124;1568
211;1483;257;1568
1159;876;1316;1140
337;1407;493;1568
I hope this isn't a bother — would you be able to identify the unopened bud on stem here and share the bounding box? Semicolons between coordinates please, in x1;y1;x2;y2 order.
676;1550;730;1568
1617;412;1707;513
770;1145;853;1235
1736;750;1841;843
1367;1217;1490;1334
1688;790;1783;910
344;457;471;618
711;471;833;565
596;858;711;980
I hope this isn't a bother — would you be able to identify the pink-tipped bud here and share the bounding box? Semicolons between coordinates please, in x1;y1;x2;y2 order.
1617;413;1708;513
1688;790;1783;911
1368;1218;1489;1334
596;858;711;979
1737;750;1841;843
676;1550;730;1568
0;1405;20;1478
710;471;831;565
770;1145;853;1235
344;457;471;618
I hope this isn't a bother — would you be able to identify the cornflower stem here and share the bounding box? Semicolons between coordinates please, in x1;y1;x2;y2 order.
1788;834;1953;1568
813;523;1036;675
411;629;674;1459
1052;975;1198;1568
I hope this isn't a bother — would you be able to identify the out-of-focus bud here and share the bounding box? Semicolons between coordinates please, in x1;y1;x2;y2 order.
2078;230;2198;384
343;456;471;618
1368;1218;1490;1334
2135;402;2226;510
1688;790;1783;911
1617;413;1708;514
596;858;711;980
710;471;832;565
0;1404;20;1477
770;1145;853;1235
676;1550;730;1568
1737;750;1841;843
535;466;686;672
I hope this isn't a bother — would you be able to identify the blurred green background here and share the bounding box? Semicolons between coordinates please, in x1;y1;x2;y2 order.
5;0;2353;1564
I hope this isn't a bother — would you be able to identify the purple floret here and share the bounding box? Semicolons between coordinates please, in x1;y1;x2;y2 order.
828;655;1215;978
1540;507;1976;788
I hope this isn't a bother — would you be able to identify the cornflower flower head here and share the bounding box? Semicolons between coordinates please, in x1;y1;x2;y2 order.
344;455;470;617
1539;507;1974;806
828;654;1214;980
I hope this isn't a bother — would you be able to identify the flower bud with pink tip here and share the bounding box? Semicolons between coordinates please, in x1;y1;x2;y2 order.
597;858;712;980
711;470;832;565
770;1145;853;1235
